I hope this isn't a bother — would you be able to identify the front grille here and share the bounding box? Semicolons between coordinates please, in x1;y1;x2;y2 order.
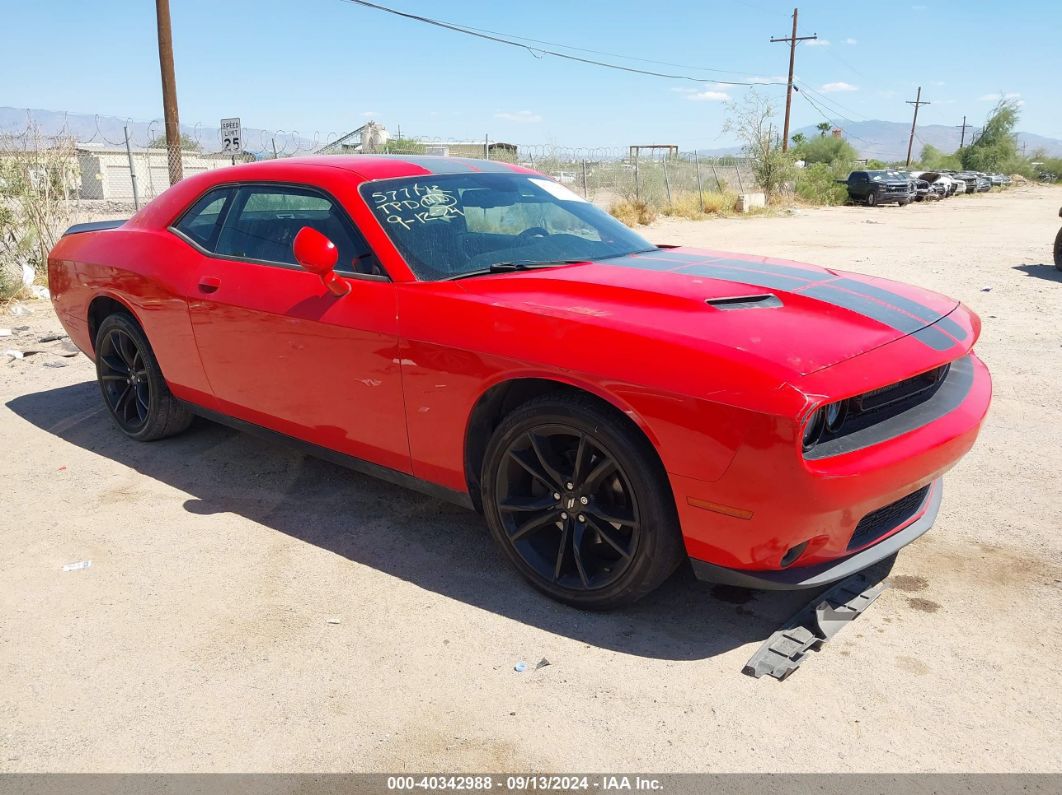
847;485;930;551
855;363;949;414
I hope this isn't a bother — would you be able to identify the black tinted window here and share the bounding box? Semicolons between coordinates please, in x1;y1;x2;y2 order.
215;185;382;276
174;188;232;249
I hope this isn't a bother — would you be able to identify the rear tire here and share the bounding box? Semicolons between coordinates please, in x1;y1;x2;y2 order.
481;393;684;609
94;313;193;441
866;192;877;207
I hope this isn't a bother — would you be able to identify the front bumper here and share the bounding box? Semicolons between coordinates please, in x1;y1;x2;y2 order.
691;479;941;589
672;350;991;590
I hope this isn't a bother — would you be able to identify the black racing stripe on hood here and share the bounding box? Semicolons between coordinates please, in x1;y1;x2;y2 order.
801;284;955;349
608;251;959;350
831;277;965;341
676;264;812;291
635;251;823;281
910;327;959;351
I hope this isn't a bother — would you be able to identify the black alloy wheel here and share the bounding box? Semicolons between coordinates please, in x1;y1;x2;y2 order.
482;394;683;609
94;313;193;441
98;325;151;432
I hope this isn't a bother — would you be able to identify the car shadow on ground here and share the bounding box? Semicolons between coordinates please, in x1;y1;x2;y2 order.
1013;263;1062;283
8;381;893;662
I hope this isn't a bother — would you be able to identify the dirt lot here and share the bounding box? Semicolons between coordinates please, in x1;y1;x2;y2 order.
2;186;1061;773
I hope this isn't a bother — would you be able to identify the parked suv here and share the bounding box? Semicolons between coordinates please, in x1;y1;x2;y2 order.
843;170;914;206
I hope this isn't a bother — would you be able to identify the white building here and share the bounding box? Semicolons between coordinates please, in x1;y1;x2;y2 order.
76;142;236;201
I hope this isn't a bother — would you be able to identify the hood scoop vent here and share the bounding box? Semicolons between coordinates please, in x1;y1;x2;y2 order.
705;293;782;311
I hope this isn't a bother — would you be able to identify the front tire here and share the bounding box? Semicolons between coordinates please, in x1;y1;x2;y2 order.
481;394;684;609
866;192;877;207
95;313;193;441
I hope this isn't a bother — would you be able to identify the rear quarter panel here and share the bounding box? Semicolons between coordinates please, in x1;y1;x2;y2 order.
48;227;215;407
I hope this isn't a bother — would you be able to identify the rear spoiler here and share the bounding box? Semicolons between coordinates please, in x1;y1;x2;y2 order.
63;219;127;236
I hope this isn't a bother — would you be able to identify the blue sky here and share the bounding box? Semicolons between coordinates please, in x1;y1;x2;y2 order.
2;0;1059;148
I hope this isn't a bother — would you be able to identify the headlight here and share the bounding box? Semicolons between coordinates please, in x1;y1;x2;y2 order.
802;409;825;450
824;400;848;432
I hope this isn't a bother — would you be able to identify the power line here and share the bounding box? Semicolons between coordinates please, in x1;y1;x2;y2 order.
341;0;789;87
446;22;781;81
770;7;817;151
794;90;878;147
795;79;866;121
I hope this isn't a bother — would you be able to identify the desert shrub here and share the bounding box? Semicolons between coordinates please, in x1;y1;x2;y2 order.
0;129;78;296
609;199;657;226
660;191;738;219
795;163;849;205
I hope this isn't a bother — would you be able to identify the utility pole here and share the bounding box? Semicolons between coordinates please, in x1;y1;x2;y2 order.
155;0;183;185
905;86;930;167
956;115;973;149
771;8;817;152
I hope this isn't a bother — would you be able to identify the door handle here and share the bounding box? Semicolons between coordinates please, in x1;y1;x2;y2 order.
198;276;221;294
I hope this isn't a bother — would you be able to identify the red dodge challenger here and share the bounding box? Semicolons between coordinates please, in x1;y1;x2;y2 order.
48;155;991;608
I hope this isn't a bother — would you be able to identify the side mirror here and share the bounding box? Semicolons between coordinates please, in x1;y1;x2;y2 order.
293;226;349;297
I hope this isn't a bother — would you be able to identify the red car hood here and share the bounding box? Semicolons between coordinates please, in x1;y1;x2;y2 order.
455;247;964;376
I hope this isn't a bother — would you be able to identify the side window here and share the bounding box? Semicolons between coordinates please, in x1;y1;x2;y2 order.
173;188;232;249
215;185;382;276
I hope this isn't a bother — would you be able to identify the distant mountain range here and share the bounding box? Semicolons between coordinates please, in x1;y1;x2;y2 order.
0;107;320;155
701;119;1062;161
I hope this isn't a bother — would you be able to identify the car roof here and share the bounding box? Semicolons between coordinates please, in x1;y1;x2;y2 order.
215;154;528;182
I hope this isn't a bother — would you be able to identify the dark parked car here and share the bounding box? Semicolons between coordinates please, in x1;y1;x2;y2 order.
843;170;913;206
956;172;981;194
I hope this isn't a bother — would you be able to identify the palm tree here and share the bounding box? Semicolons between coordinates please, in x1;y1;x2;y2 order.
816;122;832;137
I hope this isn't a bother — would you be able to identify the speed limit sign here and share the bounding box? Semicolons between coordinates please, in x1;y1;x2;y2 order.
220;117;242;154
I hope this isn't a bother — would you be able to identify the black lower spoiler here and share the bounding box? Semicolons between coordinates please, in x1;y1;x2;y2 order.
63;219;127;236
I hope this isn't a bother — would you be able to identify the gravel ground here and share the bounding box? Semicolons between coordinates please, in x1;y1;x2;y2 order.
1;185;1060;773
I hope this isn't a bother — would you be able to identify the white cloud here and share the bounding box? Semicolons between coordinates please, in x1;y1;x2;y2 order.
494;110;542;123
978;91;1021;102
686;90;730;102
805;38;830;47
845;38;858;45
821;81;858;93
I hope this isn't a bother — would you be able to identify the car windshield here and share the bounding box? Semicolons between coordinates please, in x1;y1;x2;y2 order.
360;173;656;281
867;170;907;181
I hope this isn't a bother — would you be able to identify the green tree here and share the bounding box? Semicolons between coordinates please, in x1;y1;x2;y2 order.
919;143;962;171
148;133;202;152
794;135;857;167
960;98;1022;173
790;132;807;147
816;122;832;137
